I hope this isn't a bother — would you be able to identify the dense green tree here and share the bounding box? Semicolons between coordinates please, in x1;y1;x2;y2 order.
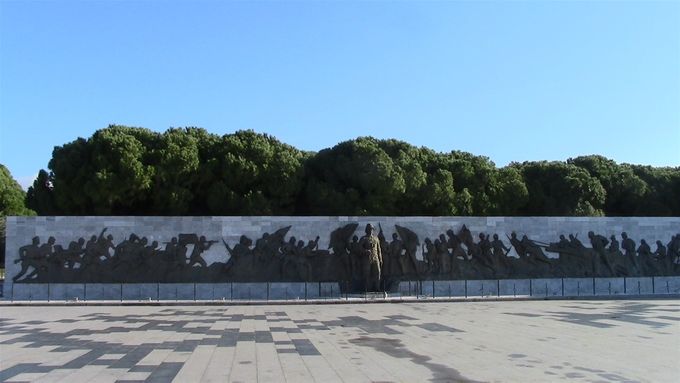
26;170;57;215
442;151;497;215
1;164;34;216
21;125;676;217
513;161;606;216
31;126;307;216
150;128;201;214
489;167;530;215
204;130;307;215
568;155;649;216
43;126;157;214
303;137;406;215
628;165;680;216
375;140;429;215
1;164;35;265
419;168;458;216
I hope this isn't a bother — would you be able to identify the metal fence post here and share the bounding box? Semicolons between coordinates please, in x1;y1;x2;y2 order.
529;279;532;297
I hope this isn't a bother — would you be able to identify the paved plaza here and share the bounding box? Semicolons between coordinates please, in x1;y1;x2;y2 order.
0;300;678;382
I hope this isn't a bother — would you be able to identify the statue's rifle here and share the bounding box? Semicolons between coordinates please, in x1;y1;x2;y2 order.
531;240;551;248
378;223;386;243
222;239;234;257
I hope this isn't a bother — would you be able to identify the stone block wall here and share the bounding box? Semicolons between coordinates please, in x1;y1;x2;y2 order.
4;216;679;300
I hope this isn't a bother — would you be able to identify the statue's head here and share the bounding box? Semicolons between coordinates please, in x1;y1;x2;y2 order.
199;235;206;242
446;229;455;237
559;235;566;240
78;238;85;245
621;232;628;239
569;234;575;240
297;240;305;248
32;236;40;245
610;235;616;240
365;224;375;235
479;233;485;240
392;233;398;240
641;239;647;245
352;235;358;242
588;231;594;238
511;232;517;238
170;237;177;244
90;235;97;242
289;237;296;244
151;240;159;247
493;234;499;240
439;234;446;241
48;236;56;245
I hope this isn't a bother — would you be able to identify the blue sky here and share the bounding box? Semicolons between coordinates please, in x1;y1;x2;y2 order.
1;1;678;189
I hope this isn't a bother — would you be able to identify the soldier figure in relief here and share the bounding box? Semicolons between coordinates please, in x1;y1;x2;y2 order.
13;236;45;282
359;224;383;291
621;232;637;269
388;233;405;275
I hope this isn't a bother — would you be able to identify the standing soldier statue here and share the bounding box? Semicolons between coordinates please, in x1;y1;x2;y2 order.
359;224;383;292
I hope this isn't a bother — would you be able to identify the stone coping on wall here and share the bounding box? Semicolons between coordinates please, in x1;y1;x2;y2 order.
403;276;680;297
3;276;679;303
2;282;342;302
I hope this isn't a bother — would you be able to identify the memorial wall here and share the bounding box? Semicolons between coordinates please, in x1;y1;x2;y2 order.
3;216;679;297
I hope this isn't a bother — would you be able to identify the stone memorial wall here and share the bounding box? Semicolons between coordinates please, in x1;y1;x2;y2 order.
3;216;679;299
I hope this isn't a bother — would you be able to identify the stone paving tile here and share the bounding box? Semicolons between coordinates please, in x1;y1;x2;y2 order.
5;372;49;382
0;300;679;382
144;362;183;383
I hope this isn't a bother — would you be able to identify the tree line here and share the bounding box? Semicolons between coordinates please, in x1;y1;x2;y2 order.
2;125;679;218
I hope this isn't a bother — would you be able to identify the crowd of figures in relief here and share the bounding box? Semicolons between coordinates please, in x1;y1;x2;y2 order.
12;224;680;292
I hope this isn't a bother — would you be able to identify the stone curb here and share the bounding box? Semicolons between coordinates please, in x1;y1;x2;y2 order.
2;294;678;307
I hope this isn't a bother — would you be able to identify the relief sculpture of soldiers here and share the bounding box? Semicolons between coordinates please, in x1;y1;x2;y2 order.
11;223;680;292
